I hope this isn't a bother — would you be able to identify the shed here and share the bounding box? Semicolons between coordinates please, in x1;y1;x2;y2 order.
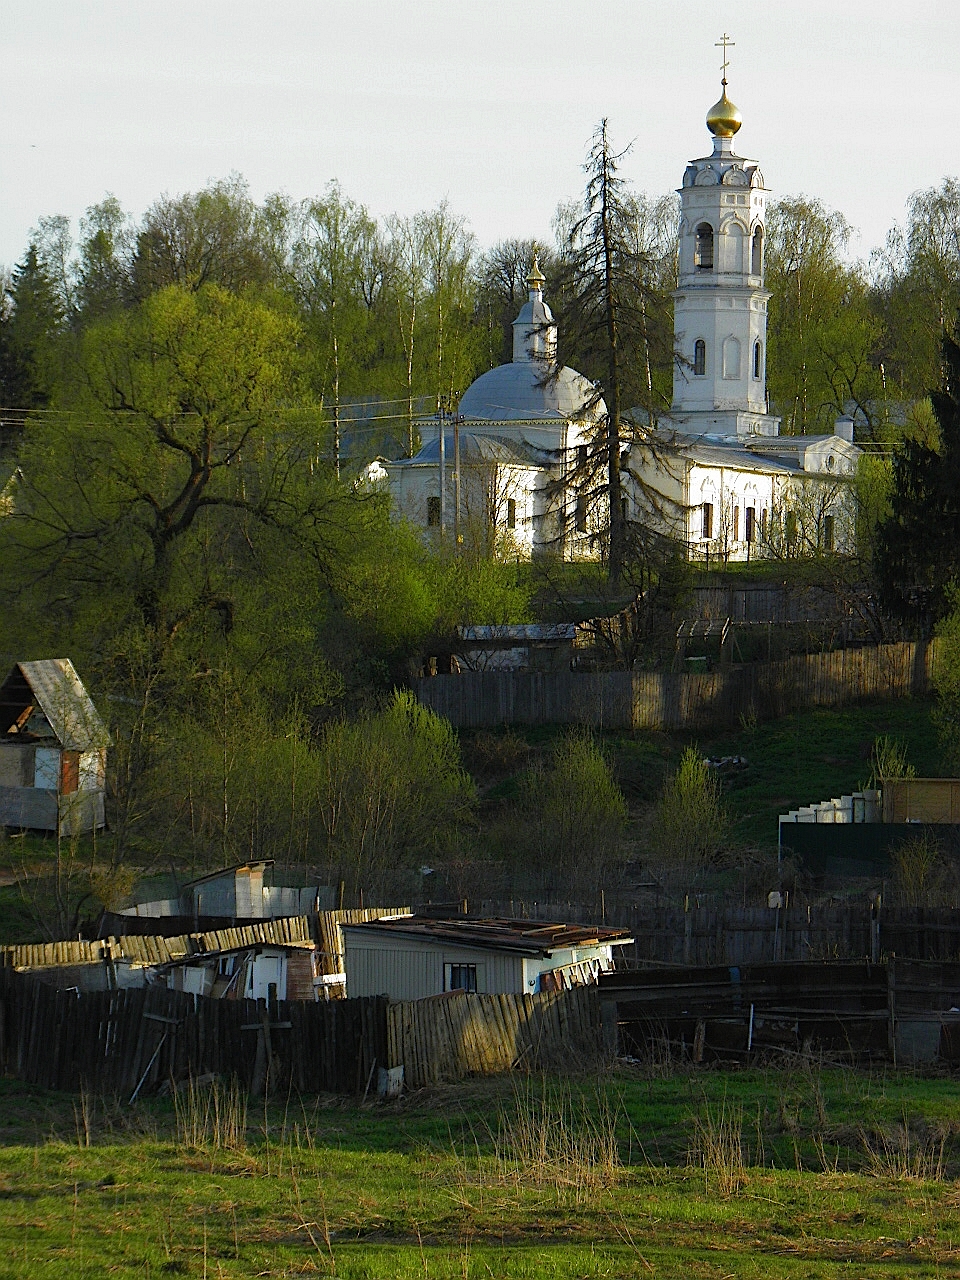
160;942;319;1001
0;659;109;834
341;916;633;1001
455;624;577;672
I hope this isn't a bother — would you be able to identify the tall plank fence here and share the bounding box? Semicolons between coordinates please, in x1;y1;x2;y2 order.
0;967;386;1096
387;986;599;1088
413;640;937;730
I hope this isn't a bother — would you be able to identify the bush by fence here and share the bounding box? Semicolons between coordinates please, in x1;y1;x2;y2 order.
413;640;937;731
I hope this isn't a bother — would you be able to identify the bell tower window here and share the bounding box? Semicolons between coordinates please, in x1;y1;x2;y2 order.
694;223;714;270
751;226;763;276
753;340;762;380
693;339;706;376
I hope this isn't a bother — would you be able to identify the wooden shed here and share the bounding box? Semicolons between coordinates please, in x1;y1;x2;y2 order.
341;916;633;1001
0;659;109;835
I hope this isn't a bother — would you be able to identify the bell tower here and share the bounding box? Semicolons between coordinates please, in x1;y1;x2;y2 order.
671;38;780;438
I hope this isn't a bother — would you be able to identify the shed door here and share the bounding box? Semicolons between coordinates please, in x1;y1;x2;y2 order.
34;748;60;790
247;953;286;1002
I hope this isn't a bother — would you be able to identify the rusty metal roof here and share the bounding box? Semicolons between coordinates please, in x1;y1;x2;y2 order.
341;916;633;956
1;659;109;749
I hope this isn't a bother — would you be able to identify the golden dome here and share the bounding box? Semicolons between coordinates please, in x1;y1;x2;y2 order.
706;81;742;138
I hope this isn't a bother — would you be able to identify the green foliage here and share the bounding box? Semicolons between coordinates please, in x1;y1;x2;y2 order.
876;330;960;626
521;731;627;892
932;586;960;770
651;746;727;880
315;690;476;891
766;196;882;434
869;734;916;788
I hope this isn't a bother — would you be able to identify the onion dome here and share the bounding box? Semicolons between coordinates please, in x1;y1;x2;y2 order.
706;80;742;138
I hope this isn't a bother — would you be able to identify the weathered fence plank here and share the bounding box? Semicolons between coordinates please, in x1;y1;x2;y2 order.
413;640;937;731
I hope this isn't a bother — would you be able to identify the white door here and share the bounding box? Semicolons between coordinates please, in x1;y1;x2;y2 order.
247;952;286;1002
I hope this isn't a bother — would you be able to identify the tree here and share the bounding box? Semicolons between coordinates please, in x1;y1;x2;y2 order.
650;747;727;886
130;176;274;299
315;691;476;893
421;201;479;411
765;196;881;434
875;328;960;628
873;179;960;402
521;731;626;894
75;195;134;322
0;283;379;856
0;243;66;409
553;121;675;584
291;184;380;475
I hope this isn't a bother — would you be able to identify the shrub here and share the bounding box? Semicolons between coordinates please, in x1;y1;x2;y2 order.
651;747;727;882
522;732;627;893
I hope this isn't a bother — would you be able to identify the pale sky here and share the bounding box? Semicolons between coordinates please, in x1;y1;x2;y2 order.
1;0;955;270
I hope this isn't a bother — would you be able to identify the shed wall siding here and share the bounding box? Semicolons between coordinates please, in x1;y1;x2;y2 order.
343;933;524;1000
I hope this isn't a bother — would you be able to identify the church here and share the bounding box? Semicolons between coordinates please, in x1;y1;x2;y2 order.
374;61;862;564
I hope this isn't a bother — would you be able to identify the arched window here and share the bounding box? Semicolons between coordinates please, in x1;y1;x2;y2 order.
726;222;744;273
722;336;741;380
695;223;714;270
694;339;706;376
753;340;762;379
751;226;763;275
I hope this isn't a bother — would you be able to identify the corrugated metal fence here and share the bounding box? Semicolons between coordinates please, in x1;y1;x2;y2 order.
414;640;937;730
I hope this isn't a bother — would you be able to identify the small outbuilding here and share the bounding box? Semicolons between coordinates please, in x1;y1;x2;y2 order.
341;916;633;1001
0;659;109;835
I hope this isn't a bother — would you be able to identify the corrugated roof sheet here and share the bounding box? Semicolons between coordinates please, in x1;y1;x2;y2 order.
341;915;633;956
14;659;109;750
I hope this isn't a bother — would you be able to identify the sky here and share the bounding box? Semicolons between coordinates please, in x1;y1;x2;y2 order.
1;0;956;270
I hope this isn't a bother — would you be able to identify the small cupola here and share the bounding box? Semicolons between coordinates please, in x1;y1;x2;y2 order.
511;254;557;364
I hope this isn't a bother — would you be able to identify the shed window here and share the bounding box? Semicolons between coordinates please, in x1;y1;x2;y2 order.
760;508;768;541
695;222;714;270
693;339;706;376
785;510;798;549
822;514;835;552
732;505;740;541
745;506;756;544
752;225;763;275
445;963;478;993
427;496;440;527
701;502;714;540
506;498;517;529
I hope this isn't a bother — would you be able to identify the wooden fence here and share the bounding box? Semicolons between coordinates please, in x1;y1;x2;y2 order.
601;958;960;1065
413;640;937;730
471;900;960;967
0;966;386;1096
387;985;600;1088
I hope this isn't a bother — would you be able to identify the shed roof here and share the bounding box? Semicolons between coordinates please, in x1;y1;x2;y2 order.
0;659;109;749
183;861;274;888
341;916;633;956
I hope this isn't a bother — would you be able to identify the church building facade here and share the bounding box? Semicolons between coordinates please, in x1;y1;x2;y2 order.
375;61;861;565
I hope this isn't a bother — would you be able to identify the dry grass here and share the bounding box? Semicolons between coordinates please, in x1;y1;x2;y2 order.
687;1095;745;1196
172;1074;248;1151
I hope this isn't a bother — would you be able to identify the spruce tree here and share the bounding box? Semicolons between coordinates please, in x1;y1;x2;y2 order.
877;328;960;629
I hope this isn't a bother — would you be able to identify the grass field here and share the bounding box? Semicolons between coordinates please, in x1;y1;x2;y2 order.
3;1064;960;1278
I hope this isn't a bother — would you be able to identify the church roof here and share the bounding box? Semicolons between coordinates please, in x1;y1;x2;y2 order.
458;362;599;422
397;430;545;467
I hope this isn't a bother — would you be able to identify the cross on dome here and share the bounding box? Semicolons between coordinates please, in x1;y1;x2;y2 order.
706;33;742;138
